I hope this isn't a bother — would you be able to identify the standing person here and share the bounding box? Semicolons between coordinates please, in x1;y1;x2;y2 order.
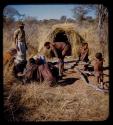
44;41;71;77
14;22;28;64
94;52;104;88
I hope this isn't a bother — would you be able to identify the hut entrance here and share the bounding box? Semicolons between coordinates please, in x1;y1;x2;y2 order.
53;31;69;43
53;31;72;56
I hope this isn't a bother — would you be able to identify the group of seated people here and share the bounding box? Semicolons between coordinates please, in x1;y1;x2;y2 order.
12;41;104;89
13;55;59;86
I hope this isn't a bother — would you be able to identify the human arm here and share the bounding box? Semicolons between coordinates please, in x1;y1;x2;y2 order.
14;30;19;51
50;44;59;58
24;31;28;50
81;48;89;61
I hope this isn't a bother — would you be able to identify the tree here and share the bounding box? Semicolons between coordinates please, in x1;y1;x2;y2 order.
60;16;67;22
3;6;25;22
72;5;96;22
96;5;108;56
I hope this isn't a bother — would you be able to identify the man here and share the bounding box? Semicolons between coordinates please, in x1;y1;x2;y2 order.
44;41;71;76
14;22;28;64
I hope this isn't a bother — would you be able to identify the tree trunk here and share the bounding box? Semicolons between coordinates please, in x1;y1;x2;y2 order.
97;5;108;57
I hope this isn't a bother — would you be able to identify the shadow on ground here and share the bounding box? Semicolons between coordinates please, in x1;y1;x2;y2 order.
58;77;79;86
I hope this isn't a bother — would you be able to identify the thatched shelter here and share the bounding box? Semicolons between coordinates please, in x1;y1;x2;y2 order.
39;23;85;58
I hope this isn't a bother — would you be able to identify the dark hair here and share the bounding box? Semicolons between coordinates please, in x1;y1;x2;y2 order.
82;42;88;46
95;53;103;60
35;58;41;65
44;42;50;46
29;58;36;64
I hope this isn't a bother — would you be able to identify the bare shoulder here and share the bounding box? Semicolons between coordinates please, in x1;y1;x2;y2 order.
55;42;66;46
14;29;20;34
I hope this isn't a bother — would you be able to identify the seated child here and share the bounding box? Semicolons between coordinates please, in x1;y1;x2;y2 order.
94;52;104;88
79;42;89;62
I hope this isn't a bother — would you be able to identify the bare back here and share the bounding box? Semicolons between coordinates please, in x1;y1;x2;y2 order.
94;59;103;72
52;42;67;51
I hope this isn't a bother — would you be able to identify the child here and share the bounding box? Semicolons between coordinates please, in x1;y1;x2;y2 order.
79;42;89;70
79;42;89;62
94;52;104;88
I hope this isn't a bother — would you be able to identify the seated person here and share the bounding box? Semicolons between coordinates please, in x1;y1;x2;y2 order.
78;42;89;70
13;60;27;78
79;42;89;62
35;58;58;86
18;57;58;86
4;48;17;65
17;58;38;83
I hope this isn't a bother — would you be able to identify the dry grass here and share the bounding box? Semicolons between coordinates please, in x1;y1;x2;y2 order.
3;21;109;121
4;79;109;121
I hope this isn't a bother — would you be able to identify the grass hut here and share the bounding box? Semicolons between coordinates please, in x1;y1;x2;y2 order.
39;23;85;58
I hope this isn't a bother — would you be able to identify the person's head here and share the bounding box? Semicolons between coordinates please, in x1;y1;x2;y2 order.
29;58;36;65
95;52;103;61
9;48;17;55
82;42;88;49
44;42;50;49
35;58;41;65
18;22;24;30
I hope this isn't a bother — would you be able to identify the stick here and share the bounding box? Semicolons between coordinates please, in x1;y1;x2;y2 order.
74;67;109;93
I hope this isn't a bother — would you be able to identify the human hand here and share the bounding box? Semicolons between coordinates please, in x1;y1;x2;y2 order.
16;45;20;51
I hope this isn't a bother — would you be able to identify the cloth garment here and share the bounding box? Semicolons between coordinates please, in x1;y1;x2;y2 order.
14;41;27;64
23;64;38;83
38;63;57;84
14;29;25;42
